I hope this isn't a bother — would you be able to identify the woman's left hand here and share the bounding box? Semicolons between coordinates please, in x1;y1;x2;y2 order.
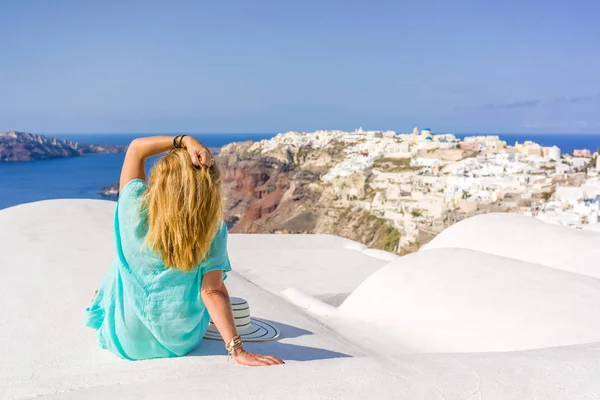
234;349;284;367
182;136;214;167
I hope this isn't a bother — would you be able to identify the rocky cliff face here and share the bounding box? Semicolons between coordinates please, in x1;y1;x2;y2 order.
0;131;126;162
217;141;402;252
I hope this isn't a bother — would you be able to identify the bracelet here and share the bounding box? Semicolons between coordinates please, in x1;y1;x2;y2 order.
225;335;244;357
173;135;182;148
178;134;187;149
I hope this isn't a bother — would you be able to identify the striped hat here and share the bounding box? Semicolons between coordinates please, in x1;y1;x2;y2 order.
203;297;280;342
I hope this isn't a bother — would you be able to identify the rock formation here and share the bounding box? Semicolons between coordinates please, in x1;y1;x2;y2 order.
99;183;119;197
216;141;402;252
0;131;126;162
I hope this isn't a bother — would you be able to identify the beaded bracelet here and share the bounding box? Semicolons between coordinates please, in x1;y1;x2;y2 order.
225;335;244;357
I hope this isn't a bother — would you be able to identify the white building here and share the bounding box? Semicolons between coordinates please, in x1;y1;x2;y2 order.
411;157;441;167
548;146;561;161
434;133;457;143
572;157;591;169
555;186;584;205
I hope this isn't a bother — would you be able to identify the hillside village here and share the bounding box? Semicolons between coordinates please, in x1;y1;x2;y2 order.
221;128;600;254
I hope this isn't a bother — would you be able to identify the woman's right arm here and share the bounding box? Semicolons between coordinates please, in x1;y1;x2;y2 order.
201;270;284;367
119;135;214;192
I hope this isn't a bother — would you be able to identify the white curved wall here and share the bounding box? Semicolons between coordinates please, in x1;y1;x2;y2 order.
423;213;600;279
2;200;600;398
361;248;400;261
339;248;600;353
583;223;600;233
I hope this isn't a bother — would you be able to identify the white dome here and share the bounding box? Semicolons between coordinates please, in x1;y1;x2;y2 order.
583;223;600;233
339;248;600;353
423;212;600;278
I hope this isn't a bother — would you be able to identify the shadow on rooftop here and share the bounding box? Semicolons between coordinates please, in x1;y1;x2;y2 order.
261;319;312;339
318;293;351;307
188;320;351;362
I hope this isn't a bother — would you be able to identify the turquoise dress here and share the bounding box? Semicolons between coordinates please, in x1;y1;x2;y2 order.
84;179;231;360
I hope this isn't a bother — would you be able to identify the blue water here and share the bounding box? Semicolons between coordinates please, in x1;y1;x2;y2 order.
0;133;276;210
1;132;599;210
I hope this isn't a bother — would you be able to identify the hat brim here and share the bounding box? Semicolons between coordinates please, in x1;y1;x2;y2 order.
203;317;280;342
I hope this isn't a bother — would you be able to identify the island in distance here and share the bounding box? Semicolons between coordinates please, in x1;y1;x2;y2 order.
0;131;126;162
99;183;120;197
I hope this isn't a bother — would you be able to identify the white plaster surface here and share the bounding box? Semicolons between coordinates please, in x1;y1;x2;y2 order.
28;343;600;400
0;200;367;399
582;222;600;233
361;248;401;261
338;248;600;353
1;200;600;399
423;212;600;278
228;233;386;306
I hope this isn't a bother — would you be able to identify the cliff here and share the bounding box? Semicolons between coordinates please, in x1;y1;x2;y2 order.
217;141;402;253
0;131;126;162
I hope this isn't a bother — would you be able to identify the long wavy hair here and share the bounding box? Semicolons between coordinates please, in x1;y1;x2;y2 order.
141;148;223;272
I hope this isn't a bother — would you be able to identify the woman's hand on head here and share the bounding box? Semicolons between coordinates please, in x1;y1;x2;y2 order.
182;136;214;167
234;349;284;367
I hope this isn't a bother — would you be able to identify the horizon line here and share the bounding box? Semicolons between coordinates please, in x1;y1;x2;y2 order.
6;130;600;136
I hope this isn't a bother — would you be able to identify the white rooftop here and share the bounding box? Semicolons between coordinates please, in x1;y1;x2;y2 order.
1;200;599;399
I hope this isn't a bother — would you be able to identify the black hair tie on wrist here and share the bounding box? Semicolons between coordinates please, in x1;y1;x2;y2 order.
173;135;182;148
178;134;187;148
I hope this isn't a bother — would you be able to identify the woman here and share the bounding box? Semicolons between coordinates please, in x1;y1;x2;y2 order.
85;135;283;366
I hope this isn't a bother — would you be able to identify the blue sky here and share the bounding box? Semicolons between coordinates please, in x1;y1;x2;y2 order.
1;0;599;134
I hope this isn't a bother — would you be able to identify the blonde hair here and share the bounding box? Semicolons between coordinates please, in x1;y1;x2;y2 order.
142;149;223;272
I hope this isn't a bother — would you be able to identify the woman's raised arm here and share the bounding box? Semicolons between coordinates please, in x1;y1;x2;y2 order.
119;135;213;191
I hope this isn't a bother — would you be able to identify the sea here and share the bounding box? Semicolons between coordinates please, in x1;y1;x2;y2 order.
0;133;275;210
1;132;599;210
